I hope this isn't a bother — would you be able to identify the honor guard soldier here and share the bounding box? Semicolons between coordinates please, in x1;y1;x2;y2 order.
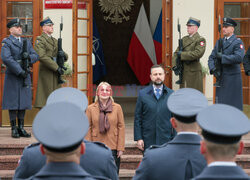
208;17;245;110
173;17;206;92
1;18;39;138
14;88;118;180
243;46;250;76
30;101;108;180
34;17;68;108
134;88;208;180
194;104;250;179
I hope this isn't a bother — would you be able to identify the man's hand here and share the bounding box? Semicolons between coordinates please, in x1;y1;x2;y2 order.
57;67;64;75
19;71;27;78
117;151;123;158
137;140;144;151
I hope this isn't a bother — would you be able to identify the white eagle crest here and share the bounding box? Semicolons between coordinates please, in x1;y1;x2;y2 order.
99;0;134;24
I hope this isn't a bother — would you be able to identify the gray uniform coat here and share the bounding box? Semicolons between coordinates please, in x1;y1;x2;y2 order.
1;35;38;110
193;165;250;180
134;85;176;150
34;32;68;108
208;35;245;110
173;32;206;92
14;141;118;180
133;134;207;180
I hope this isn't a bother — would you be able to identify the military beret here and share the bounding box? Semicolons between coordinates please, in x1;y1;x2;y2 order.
186;17;200;27
7;18;21;28
167;88;208;123
40;17;54;27
197;104;250;144
33;102;89;152
46;87;88;111
223;17;237;27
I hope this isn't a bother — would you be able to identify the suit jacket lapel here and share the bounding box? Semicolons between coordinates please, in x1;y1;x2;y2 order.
42;32;55;47
9;35;22;48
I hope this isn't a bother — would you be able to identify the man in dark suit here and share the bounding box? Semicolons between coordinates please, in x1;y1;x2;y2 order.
1;18;39;138
14;88;118;180
133;88;208;180
194;104;250;179
243;46;250;76
134;64;175;152
208;17;245;110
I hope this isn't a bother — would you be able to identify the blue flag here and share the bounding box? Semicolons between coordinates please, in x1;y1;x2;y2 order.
153;10;162;64
93;18;106;83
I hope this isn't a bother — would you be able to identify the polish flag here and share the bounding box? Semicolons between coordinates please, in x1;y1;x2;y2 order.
127;4;157;85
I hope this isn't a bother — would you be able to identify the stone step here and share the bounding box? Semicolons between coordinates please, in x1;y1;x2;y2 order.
120;155;142;170
0;155;19;170
0;144;26;156
236;154;250;169
0;170;14;180
119;169;135;180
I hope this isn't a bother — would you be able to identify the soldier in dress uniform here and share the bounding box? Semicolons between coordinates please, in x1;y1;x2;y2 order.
34;17;68;108
193;104;250;180
208;17;245;110
173;17;206;92
1;18;39;138
14;88;118;180
243;46;250;76
30;101;108;180
133;88;208;180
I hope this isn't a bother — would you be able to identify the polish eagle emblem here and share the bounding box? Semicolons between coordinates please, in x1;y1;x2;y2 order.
99;0;134;24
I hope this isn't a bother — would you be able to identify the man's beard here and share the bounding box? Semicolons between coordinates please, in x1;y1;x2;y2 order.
153;80;163;86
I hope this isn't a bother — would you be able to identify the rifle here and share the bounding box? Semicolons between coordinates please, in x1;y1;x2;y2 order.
21;16;30;87
172;18;183;84
57;16;67;84
213;15;223;87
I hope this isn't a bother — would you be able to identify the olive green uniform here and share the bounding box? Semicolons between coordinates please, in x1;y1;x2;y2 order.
173;32;206;92
34;32;68;108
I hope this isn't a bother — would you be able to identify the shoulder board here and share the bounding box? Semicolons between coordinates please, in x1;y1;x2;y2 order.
27;142;40;149
149;143;168;150
93;141;109;149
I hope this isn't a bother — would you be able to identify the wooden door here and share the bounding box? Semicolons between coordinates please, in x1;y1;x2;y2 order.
162;0;173;88
216;0;250;105
72;0;93;103
0;0;42;126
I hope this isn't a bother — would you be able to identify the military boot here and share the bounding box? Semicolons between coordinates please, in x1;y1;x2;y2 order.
17;119;31;137
10;120;20;138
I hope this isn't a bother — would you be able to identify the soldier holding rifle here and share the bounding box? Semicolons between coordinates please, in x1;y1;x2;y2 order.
208;17;244;110
172;17;206;92
1;18;38;138
34;17;68;108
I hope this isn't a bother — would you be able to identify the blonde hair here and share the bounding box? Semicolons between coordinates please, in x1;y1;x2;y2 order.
205;140;240;160
94;82;114;102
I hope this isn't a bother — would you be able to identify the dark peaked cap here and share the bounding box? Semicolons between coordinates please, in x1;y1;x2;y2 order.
7;18;21;28
167;88;208;123
197;104;250;144
223;17;237;27
33;102;89;151
46;87;88;111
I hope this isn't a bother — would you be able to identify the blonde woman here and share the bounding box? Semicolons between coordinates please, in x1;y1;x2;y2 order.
86;82;125;173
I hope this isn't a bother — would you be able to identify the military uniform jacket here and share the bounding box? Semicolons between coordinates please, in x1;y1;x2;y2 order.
193;165;250;180
133;134;207;180
243;46;250;75
29;162;98;180
34;32;68;108
14;141;118;180
173;32;206;92
208;34;244;110
134;85;176;150
1;35;39;110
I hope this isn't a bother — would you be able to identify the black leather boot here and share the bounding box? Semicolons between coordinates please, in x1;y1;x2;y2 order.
17;119;31;137
10;120;20;138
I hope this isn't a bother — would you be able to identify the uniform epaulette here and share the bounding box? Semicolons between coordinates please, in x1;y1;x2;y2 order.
27;142;40;149
149;142;168;150
93;141;109;149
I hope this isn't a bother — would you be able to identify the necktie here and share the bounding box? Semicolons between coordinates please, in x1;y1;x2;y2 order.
155;88;161;99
